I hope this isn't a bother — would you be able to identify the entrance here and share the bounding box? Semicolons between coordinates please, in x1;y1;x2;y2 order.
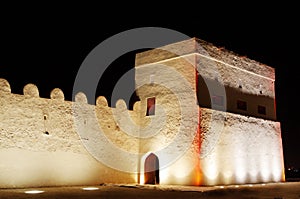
144;153;159;184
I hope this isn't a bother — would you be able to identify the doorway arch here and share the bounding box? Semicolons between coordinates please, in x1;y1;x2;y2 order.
144;153;159;184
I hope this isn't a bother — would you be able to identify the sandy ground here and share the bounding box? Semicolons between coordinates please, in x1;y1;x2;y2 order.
0;181;300;199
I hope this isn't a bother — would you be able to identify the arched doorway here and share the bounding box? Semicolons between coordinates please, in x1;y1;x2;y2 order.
144;153;159;184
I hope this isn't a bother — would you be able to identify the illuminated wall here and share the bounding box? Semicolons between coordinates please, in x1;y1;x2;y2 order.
199;108;285;185
0;79;138;188
0;37;285;188
134;37;285;186
135;54;201;185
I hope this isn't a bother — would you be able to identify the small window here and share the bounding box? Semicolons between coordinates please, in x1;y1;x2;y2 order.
212;95;224;106
146;97;156;116
258;105;266;115
237;100;247;111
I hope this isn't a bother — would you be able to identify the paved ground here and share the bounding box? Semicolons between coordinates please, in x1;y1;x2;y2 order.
1;181;300;199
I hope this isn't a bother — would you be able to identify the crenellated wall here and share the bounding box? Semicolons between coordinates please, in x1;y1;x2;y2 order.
0;78;139;188
0;37;285;188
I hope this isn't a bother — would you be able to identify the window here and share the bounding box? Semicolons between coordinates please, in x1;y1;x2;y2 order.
146;97;156;116
258;105;266;115
237;100;247;111
212;95;224;106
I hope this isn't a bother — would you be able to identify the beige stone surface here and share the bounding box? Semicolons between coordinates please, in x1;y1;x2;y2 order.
199;108;284;185
135;53;200;185
0;37;284;188
135;38;275;80
0;84;137;188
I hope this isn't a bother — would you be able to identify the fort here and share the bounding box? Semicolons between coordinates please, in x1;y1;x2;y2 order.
0;37;285;188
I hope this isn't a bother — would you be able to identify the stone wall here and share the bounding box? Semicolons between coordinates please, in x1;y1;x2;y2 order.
0;36;285;188
134;37;284;186
135;37;275;80
135;53;201;185
199;108;285;185
135;37;276;120
0;78;138;188
196;53;276;120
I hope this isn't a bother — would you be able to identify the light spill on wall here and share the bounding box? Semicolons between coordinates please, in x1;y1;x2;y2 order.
0;149;104;187
154;152;200;186
0;36;286;188
199;108;285;185
0;78;138;188
135;54;201;186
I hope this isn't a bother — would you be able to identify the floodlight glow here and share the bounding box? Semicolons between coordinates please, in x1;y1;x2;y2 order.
261;165;271;181
82;187;99;191
24;190;44;194
204;157;218;182
159;169;169;184
235;161;246;183
271;156;283;181
173;161;193;178
223;170;233;184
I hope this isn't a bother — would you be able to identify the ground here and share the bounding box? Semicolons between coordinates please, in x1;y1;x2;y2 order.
1;181;300;199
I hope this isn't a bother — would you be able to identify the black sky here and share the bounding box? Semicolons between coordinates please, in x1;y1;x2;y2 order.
0;4;299;169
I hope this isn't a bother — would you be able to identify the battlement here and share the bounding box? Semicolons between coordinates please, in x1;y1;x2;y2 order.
0;36;284;188
0;78;140;111
135;37;275;80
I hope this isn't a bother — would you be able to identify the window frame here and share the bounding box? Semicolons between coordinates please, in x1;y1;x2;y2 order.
237;100;247;111
146;97;156;116
257;105;266;115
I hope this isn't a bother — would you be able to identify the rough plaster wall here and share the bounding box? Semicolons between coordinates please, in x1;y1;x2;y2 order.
135;55;201;185
0;36;283;188
199;108;285;185
135;38;197;66
196;54;275;98
134;38;281;186
195;38;275;80
76;95;140;174
196;53;276;120
135;37;275;80
0;91;82;154
0;80;138;188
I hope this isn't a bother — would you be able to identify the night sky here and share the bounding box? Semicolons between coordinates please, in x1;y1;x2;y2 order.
0;5;299;169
